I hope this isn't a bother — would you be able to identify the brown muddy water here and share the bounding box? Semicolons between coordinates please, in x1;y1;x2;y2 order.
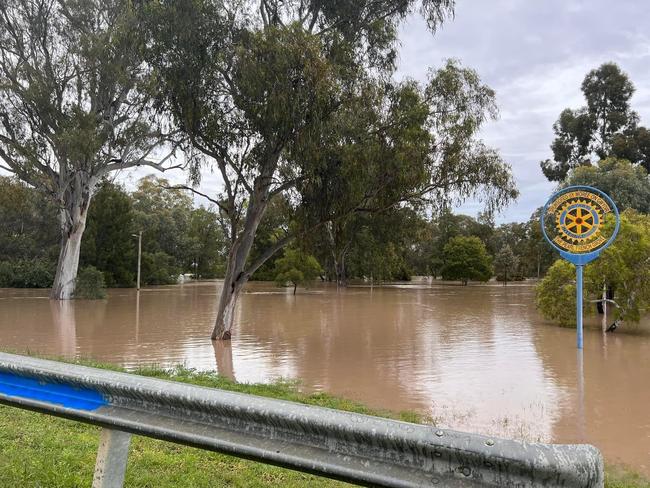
0;280;648;474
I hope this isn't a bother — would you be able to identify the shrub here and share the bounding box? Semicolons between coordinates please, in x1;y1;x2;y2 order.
0;259;55;288
535;260;576;326
75;266;107;299
441;236;493;285
0;262;12;287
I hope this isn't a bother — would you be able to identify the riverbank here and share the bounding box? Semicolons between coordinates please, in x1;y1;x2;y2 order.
0;358;647;487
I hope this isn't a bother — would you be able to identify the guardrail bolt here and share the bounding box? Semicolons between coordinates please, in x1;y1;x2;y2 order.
485;439;494;446
435;430;444;437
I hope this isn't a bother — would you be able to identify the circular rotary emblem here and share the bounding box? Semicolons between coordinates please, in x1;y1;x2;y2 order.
556;200;602;242
542;187;618;255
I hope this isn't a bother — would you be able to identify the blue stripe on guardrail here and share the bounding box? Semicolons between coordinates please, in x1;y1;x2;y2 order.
0;372;106;411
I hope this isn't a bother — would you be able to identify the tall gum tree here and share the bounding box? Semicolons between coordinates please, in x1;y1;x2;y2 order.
0;0;178;299
298;61;518;285
147;0;517;340
540;62;650;181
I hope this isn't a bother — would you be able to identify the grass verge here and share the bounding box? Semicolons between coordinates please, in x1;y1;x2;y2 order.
0;357;647;487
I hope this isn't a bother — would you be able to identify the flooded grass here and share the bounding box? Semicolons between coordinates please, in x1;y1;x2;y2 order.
0;356;647;487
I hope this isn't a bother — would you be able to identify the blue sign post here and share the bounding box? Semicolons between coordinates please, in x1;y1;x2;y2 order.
541;185;620;349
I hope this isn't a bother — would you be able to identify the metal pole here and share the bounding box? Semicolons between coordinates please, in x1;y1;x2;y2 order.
577;349;585;442
576;264;584;349
136;231;142;291
92;428;132;488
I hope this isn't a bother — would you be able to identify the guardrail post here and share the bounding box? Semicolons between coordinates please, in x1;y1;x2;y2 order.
92;428;132;488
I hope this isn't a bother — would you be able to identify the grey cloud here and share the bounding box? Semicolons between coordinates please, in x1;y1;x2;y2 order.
397;0;650;223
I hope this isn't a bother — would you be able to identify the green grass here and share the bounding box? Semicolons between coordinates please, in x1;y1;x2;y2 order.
0;357;647;487
606;466;650;488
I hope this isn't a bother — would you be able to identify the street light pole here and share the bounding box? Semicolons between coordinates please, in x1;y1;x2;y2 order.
132;231;142;290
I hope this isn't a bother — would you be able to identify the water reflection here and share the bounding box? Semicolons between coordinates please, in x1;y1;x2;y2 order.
0;281;648;474
532;323;650;473
50;300;77;356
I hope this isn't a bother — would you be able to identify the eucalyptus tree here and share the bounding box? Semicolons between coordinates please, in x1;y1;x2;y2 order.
541;62;650;181
494;244;518;284
148;0;517;340
0;0;178;299
298;62;516;286
566;158;650;213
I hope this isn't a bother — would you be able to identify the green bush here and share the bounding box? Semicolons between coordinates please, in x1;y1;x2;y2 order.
0;262;12;287
441;236;493;285
0;259;55;288
74;266;107;299
535;260;577;326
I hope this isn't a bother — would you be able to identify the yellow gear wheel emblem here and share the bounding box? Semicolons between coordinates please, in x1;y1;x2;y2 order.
543;187;618;256
556;199;602;242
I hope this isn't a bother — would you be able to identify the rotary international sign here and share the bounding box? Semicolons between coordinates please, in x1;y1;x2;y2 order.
541;186;620;349
547;189;613;253
542;186;619;261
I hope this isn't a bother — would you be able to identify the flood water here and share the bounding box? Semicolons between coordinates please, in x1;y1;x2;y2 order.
0;281;648;475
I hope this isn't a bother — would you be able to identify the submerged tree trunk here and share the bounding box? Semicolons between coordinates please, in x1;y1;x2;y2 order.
50;186;93;299
51;221;86;299
213;259;246;340
325;222;349;287
212;162;276;340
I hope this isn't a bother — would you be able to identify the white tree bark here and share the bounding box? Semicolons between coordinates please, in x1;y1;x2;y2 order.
213;277;242;340
50;182;93;300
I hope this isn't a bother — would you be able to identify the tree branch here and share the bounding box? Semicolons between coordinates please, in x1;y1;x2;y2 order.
158;183;230;214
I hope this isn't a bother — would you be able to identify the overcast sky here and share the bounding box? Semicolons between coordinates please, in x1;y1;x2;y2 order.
396;0;650;222
113;0;650;223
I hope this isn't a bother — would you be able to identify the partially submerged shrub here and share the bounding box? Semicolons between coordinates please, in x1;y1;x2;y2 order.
535;260;576;326
75;266;107;299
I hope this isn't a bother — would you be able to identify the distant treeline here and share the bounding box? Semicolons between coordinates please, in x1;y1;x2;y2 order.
0;175;556;289
0;176;225;288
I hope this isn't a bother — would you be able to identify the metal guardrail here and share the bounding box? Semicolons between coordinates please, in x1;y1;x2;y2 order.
0;352;604;488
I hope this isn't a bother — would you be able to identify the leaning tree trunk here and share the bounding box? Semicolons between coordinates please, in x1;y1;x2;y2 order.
50;177;95;300
213;256;247;340
212;165;276;340
212;219;266;340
